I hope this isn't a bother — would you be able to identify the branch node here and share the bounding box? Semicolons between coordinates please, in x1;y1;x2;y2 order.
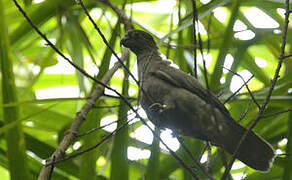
87;98;96;106
77;111;87;120
64;129;78;137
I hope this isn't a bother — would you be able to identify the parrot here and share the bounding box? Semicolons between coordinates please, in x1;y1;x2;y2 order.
120;29;275;171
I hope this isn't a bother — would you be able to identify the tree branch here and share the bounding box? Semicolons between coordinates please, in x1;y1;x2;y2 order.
38;52;128;179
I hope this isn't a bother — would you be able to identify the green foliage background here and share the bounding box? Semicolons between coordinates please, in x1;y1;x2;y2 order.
0;0;292;179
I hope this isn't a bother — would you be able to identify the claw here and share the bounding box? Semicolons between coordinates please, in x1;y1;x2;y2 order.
149;103;167;113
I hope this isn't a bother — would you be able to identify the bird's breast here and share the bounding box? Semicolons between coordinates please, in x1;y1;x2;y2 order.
139;75;170;108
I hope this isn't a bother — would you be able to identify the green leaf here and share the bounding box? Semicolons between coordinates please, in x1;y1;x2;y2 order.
11;0;74;46
66;12;86;93
110;58;130;180
145;127;160;180
210;0;240;91
0;1;30;179
283;112;292;179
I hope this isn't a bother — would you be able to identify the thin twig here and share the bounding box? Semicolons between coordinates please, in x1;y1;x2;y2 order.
161;43;200;49
221;1;290;179
237;103;250;123
76;110;137;138
196;10;210;89
261;108;292;119
192;0;198;78
283;54;292;58
78;0;139;86
230;96;292;101
219;150;231;180
98;0;133;31
0;97;86;108
200;41;210;90
155;134;200;179
45;117;133;166
222;67;258;107
277;152;292;156
166;13;174;59
92;104;124;108
176;135;214;180
103;94;137;101
196;142;213;175
206;142;212;173
207;13;212;54
47;156;55;180
223;75;253;104
198;143;208;161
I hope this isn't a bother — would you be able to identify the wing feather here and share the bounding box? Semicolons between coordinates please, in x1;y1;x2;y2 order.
151;63;230;116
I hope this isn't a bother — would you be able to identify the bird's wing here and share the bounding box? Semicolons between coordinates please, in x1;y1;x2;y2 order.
151;62;230;115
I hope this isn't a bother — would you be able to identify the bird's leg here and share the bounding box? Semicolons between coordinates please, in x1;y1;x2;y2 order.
148;103;167;113
149;100;175;127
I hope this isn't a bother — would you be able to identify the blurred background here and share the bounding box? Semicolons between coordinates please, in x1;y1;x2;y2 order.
0;0;292;179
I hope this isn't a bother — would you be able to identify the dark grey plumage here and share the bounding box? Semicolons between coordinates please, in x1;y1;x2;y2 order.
120;30;275;171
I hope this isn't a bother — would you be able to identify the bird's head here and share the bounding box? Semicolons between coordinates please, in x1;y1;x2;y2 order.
120;30;159;55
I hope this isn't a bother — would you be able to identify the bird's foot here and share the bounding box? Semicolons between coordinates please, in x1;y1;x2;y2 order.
149;103;167;114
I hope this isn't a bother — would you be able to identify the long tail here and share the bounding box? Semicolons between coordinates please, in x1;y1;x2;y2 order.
217;122;275;171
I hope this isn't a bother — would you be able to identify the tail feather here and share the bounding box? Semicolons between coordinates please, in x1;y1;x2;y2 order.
217;122;275;171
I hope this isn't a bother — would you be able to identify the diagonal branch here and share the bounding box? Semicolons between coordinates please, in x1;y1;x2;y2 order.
176;135;214;180
76;109;138;138
78;0;139;85
38;53;128;180
192;0;198;78
98;0;133;31
222;68;258;107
